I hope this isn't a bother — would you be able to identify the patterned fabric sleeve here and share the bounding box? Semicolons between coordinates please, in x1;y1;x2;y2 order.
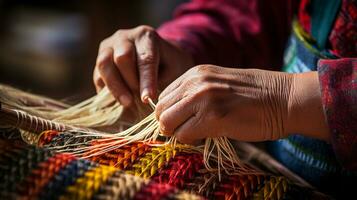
157;0;297;70
318;58;357;170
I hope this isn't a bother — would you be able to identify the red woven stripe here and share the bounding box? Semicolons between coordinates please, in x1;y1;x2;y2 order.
152;153;203;188
214;174;264;200
17;153;75;199
133;181;176;200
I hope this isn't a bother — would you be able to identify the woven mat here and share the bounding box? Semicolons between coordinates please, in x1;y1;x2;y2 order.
0;129;330;200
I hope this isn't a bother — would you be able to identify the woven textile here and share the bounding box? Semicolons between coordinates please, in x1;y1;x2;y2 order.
0;130;326;200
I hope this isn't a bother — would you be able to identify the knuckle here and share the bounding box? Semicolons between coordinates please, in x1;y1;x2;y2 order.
197;83;216;97
144;29;158;40
114;50;132;65
136;25;157;40
96;49;112;66
137;53;156;67
99;38;111;50
137;25;154;33
114;29;125;36
187;65;214;83
197;73;211;84
194;64;214;74
97;59;111;73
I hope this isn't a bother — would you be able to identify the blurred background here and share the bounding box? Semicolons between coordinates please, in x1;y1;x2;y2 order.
0;0;187;102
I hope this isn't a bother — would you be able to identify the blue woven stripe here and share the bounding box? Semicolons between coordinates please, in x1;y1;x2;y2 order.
38;159;97;200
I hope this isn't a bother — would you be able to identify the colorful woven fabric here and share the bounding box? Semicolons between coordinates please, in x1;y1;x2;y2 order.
0;130;327;200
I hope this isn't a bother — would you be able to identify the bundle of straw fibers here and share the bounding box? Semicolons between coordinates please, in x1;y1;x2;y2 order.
0;83;247;175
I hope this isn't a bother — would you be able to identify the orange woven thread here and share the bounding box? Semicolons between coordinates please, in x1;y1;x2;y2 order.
37;130;59;147
214;174;265;200
17;153;75;199
89;141;151;169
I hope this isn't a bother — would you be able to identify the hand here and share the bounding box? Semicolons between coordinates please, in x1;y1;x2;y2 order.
93;25;194;107
155;65;329;144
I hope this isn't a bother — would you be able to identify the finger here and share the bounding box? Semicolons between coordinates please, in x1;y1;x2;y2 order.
158;97;196;137
174;115;206;145
97;48;132;107
158;69;188;101
113;40;139;94
155;85;182;121
93;67;105;93
134;30;160;103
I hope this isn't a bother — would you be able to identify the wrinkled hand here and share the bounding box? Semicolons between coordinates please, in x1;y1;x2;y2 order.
93;25;194;106
155;65;329;144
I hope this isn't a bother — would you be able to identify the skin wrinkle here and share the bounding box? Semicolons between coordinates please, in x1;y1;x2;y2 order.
96;58;328;144
94;25;194;108
93;24;330;145
156;65;299;144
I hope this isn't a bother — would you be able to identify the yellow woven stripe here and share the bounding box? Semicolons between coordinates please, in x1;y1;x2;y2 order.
60;165;117;200
124;144;191;179
253;176;289;200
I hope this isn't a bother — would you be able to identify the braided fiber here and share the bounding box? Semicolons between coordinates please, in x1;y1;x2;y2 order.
152;153;203;188
89;141;151;169
184;171;219;197
0;141;52;198
214;174;265;200
16;153;75;199
133;181;178;200
0;128;329;200
60;164;117;200
41;131;98;151
125;145;178;178
38;159;96;200
93;170;148;200
252;176;289;200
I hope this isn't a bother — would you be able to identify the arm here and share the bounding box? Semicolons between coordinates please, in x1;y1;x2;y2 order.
158;0;297;69
92;0;297;106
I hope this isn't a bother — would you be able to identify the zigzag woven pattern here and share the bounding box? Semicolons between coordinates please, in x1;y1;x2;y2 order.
0;130;322;200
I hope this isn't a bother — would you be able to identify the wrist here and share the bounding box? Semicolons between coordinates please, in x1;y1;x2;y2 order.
286;72;330;141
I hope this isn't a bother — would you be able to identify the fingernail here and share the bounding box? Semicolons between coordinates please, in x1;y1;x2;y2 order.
159;124;167;135
141;88;150;103
120;95;131;107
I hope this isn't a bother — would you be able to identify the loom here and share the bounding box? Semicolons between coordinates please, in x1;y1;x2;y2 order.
0;84;331;199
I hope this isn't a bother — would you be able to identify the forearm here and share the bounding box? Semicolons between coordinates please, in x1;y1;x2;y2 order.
286;71;330;141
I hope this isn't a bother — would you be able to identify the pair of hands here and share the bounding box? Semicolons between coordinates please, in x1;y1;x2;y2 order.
93;26;330;144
